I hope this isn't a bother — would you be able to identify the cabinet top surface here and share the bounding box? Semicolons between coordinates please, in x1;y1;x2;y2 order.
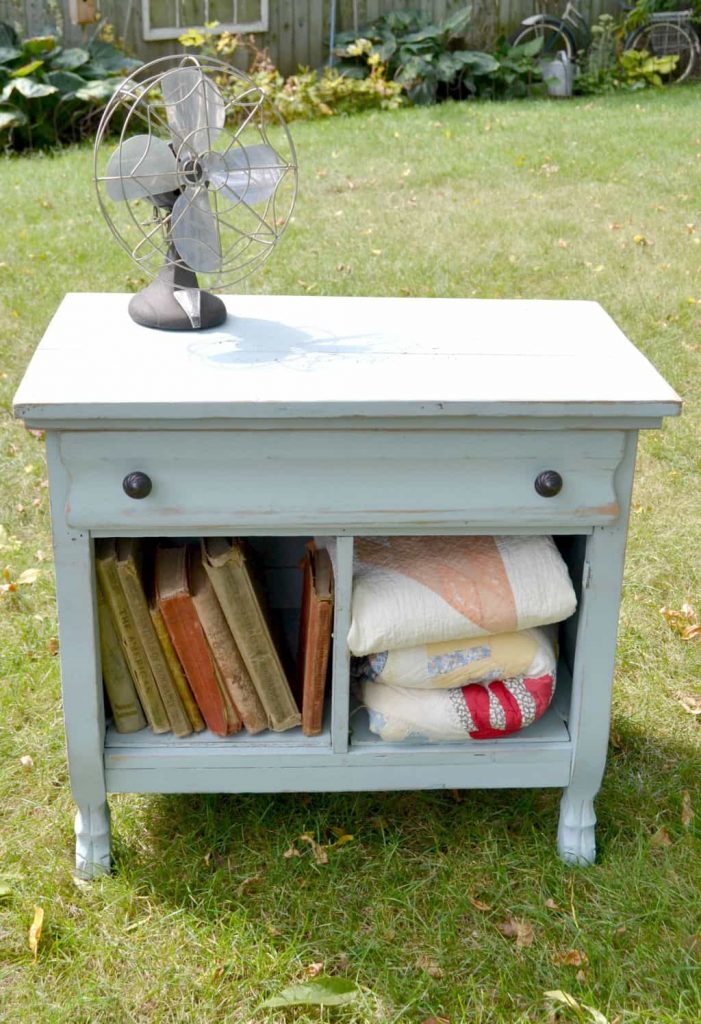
13;293;680;424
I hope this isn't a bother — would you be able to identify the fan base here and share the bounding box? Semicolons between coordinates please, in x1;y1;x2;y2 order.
128;256;227;331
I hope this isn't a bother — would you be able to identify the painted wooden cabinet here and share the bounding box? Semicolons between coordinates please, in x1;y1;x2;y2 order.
14;293;680;878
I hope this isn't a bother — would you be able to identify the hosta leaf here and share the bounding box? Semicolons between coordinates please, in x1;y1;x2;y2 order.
50;47;89;70
22;35;56;56
454;50;500;74
11;59;43;78
0;105;27;130
261;977;361;1008
0;22;19;48
46;70;87;96
1;77;57;100
0;45;21;64
87;40;142;74
75;79;117;102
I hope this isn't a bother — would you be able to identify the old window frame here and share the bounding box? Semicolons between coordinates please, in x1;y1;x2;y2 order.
141;1;269;41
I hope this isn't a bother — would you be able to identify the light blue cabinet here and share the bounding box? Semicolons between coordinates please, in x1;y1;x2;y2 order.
14;293;681;877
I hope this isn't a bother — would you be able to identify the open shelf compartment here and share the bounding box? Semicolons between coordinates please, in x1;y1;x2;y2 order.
99;532;584;793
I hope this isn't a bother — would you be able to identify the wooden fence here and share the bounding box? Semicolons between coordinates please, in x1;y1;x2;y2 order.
0;1;624;73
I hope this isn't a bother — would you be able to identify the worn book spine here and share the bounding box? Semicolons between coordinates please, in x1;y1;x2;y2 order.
149;602;206;733
157;590;232;738
116;541;193;738
94;540;170;734
212;659;243;735
298;544;333;737
202;539;301;732
96;586;147;734
190;550;268;734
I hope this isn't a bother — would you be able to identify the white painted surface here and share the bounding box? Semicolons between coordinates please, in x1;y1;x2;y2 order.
14;293;681;423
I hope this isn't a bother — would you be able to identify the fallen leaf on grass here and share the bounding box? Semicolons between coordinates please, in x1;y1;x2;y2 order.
28;906;44;958
660;603;697;639
675;693;701;717
681;790;694;828
415;954;443;978
469;895;491;912
545;989;610;1024
236;871;264;896
544;897;562;912
650;826;672;848
301;961;324;979
328;826;354;848
261;976;360;1008
283;844;301;859
576;969;587;983
553;949;589;967
20;755;34;770
497;917;535;947
299;833;328;865
47;638;59;656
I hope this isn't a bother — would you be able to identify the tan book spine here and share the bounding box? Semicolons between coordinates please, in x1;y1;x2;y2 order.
149;601;206;733
190;551;268;734
202;539;301;731
212;659;243;735
96;586;147;734
94;539;170;734
116;540;193;738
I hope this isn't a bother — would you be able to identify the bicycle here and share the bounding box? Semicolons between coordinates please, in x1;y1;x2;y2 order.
509;2;590;61
622;4;699;82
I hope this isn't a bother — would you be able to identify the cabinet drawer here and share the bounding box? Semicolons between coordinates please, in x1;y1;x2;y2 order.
59;429;626;532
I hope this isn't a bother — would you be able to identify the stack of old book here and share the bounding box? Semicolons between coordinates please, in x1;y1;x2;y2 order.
95;538;333;739
348;536;578;743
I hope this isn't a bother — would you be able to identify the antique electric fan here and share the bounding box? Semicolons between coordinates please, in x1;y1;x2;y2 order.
94;55;297;330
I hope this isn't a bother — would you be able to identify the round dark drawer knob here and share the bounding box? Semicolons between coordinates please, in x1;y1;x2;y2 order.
534;470;563;498
122;471;152;500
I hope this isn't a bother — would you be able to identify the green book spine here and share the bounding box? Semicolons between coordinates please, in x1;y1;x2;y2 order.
96;586;147;734
116;539;193;738
95;539;170;734
202;538;301;732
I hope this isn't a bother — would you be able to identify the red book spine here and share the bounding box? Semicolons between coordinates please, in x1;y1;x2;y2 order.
158;593;229;737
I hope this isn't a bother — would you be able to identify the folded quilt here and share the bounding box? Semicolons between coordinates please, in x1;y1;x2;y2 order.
355;626;555;690
342;535;576;657
361;668;556;743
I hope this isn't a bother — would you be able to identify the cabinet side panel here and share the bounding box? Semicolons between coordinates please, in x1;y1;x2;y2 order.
47;433;107;806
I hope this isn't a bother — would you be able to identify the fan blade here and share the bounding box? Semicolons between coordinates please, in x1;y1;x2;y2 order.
205;144;284;206
170;187;222;273
105;135;178;201
161;66;225;155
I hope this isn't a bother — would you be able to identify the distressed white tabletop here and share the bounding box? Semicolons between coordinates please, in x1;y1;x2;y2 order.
13;293;681;424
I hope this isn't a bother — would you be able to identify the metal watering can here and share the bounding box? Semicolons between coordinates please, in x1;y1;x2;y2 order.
540;50;574;98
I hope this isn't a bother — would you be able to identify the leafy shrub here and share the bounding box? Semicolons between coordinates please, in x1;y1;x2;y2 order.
179;26;404;120
333;5;500;105
0;22;141;150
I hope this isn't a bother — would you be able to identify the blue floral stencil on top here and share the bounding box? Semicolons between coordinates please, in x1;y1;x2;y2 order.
427;645;491;678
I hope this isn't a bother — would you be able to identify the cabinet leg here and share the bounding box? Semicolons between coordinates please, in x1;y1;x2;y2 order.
557;789;596;866
74;802;111;879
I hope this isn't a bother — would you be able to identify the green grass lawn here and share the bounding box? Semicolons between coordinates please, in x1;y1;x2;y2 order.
1;86;700;1023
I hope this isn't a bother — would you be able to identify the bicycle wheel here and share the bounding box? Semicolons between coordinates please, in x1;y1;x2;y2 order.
509;16;577;60
625;21;698;83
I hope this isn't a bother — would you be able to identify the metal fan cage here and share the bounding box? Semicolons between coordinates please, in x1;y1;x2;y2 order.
94;54;297;292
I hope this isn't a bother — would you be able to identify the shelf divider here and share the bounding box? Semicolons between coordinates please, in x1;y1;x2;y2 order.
331;535;354;754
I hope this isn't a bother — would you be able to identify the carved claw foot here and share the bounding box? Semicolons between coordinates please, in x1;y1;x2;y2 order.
74;802;111;879
557;793;596;866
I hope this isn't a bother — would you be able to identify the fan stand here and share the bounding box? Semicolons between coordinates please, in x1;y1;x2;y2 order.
128;245;227;331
